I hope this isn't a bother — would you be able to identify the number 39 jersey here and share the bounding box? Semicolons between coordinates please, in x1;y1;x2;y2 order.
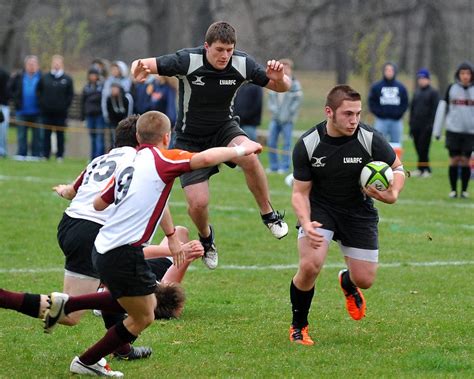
65;146;138;225
94;145;196;254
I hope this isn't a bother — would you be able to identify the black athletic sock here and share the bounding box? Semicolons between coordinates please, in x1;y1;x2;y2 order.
341;270;357;294
460;166;470;192
261;211;275;221
449;165;459;192
19;293;41;318
290;280;314;329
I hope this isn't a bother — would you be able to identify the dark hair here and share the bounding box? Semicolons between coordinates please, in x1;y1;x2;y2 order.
114;114;139;148
154;282;186;319
205;21;236;46
136;111;171;144
325;85;361;111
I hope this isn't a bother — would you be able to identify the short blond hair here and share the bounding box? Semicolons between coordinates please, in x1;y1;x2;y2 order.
136;111;171;144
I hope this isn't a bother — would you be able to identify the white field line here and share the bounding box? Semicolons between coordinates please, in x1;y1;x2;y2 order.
1;260;473;275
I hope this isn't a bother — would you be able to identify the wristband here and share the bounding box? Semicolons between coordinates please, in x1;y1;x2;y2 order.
234;145;246;157
165;227;176;238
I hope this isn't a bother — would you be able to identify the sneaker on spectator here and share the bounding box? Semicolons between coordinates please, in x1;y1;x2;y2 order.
448;191;457;199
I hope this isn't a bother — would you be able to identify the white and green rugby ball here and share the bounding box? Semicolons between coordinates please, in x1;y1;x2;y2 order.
360;161;393;191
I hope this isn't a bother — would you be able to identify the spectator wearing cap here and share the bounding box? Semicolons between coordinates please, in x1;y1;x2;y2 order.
81;67;105;159
409;68;439;177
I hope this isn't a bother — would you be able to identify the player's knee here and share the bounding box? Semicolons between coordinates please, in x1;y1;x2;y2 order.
351;275;375;289
187;197;208;213
175;226;189;241
237;153;259;170
299;261;321;280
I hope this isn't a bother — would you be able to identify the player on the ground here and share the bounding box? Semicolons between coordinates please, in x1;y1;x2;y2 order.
288;85;405;345
44;110;263;377
0;115;203;363
131;21;291;270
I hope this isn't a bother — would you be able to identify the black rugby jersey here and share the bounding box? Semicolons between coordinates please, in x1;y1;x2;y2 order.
156;46;269;136
292;121;396;208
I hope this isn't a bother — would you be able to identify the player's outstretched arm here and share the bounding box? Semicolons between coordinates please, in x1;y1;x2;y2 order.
265;59;292;92
190;140;262;170
52;184;76;200
131;58;158;83
160;206;185;268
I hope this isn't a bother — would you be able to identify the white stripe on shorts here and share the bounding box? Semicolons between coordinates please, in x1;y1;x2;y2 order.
298;227;379;263
337;241;379;263
64;269;98;280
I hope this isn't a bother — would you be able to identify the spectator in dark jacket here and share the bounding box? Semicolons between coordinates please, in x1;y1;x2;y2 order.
0;67;10;157
131;75;176;124
368;62;409;145
37;55;74;161
233;82;263;142
409;68;439;177
106;82;133;135
9;55;43;159
81;67;105;159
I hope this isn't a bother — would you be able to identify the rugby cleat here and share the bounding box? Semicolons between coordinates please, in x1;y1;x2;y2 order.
338;269;366;320
70;356;123;377
200;224;218;270
114;346;153;360
262;210;288;239
289;325;315;346
44;292;69;333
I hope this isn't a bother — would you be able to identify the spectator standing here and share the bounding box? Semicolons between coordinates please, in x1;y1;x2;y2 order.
37;55;74;161
81;67;105;159
106;83;134;132
102;61;132;149
433;61;474;198
409;68;439;177
233;82;263;142
368;62;409;145
9;55;43;160
267;59;303;174
132;75;176;125
0;67;10;157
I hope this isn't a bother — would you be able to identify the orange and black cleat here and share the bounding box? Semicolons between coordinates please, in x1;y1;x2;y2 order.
338;269;366;320
289;325;315;346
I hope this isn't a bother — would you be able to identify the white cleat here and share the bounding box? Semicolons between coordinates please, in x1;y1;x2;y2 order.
263;211;289;239
43;292;69;333
200;225;218;270
202;245;218;270
70;356;123;377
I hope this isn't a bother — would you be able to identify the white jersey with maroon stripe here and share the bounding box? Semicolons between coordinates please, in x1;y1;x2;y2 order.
65;146;137;225
94;145;196;254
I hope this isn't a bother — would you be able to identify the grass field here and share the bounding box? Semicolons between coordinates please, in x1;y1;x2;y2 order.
0;135;473;378
1;72;473;378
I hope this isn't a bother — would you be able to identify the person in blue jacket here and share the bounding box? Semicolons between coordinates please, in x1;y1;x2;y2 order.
368;62;408;145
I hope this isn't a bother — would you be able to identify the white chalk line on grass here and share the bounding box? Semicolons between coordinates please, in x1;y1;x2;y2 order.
1;260;473;274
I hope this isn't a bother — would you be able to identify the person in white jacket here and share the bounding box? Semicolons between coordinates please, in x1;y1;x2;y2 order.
432;61;474;198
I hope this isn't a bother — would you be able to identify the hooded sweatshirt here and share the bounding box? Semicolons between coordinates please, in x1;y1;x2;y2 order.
433;61;474;136
368;63;409;120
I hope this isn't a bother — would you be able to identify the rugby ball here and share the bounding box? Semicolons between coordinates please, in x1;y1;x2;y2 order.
360;161;393;191
284;173;294;187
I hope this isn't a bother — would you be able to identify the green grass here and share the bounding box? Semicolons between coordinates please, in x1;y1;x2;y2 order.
0;136;473;378
1;72;473;377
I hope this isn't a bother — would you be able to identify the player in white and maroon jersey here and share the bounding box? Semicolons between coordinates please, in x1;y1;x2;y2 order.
131;21;291;270
42;110;263;377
